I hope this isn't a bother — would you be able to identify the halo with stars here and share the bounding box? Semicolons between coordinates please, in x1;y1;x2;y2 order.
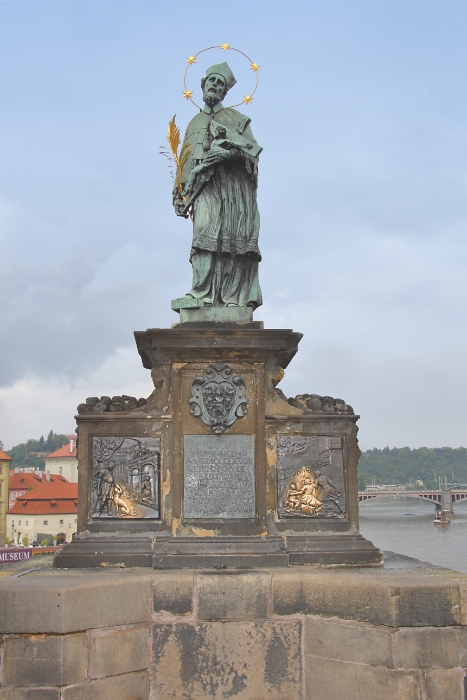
183;44;259;110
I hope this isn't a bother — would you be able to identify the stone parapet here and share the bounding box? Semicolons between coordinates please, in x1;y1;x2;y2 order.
1;556;467;698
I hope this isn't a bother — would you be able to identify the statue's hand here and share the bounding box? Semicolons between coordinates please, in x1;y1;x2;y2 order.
174;200;189;219
203;148;230;167
183;173;196;197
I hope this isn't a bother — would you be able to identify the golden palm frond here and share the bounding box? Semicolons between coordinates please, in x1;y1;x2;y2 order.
160;115;191;194
167;116;181;156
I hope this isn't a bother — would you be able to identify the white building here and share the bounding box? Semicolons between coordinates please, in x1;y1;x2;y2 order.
44;435;78;482
7;480;78;545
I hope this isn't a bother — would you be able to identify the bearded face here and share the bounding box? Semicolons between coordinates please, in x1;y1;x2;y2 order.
202;74;227;106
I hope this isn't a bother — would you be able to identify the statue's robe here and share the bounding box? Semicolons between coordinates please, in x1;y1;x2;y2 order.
178;103;262;309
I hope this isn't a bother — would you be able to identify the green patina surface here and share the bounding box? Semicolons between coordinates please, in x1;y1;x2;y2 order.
172;62;262;313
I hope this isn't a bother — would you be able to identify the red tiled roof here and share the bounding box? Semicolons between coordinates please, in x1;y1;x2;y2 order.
9;473;69;490
18;482;77;499
9;472;41;490
46;441;77;459
7;482;78;515
0;450;12;461
8;500;77;515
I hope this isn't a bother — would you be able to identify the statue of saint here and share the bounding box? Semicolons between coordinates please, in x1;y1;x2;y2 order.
173;62;262;311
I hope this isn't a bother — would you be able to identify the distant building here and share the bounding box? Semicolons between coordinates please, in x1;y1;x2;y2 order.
9;471;69;510
44;435;78;482
7;481;78;545
0;449;12;544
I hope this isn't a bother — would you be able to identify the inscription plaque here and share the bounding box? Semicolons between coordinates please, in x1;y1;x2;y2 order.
277;436;346;518
91;436;160;519
183;435;255;519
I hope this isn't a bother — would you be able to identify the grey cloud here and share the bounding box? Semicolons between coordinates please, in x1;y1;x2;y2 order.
1;0;467;450
280;344;467;451
0;247;179;387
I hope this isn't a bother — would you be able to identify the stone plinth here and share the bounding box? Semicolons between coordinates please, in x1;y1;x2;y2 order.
1;556;467;699
55;322;382;569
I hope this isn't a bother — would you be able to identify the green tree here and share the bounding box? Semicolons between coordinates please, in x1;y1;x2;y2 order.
424;479;439;490
359;447;467;486
7;432;68;470
358;471;369;491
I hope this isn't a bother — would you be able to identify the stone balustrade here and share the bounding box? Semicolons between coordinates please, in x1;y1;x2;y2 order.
1;555;467;699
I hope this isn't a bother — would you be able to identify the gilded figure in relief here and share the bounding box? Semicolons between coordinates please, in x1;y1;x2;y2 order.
283;467;326;516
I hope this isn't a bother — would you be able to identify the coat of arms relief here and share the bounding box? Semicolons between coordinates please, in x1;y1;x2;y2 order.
189;363;248;433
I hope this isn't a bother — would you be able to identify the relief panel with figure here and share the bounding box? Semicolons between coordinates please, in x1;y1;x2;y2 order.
276;436;346;518
91;436;160;519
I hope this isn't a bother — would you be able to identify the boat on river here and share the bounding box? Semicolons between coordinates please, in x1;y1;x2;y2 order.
433;510;451;525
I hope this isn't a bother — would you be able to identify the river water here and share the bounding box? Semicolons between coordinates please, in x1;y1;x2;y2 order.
359;496;467;573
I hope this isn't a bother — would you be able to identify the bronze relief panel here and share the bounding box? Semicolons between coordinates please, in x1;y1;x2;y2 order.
276;436;346;519
91;436;160;519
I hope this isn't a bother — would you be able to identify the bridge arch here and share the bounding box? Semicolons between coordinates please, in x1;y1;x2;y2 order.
358;490;467;509
359;492;441;505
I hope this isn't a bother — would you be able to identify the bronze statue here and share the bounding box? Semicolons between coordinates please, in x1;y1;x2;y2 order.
171;62;262;311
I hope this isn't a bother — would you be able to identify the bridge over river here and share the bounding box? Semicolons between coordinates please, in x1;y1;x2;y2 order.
358;489;467;512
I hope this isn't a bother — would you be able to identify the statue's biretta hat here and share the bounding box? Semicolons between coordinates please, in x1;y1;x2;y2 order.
205;62;236;91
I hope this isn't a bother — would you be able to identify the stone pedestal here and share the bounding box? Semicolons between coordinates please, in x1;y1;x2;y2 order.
55;322;382;569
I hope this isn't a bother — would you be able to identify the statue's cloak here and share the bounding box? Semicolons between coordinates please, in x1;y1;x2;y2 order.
180;105;262;308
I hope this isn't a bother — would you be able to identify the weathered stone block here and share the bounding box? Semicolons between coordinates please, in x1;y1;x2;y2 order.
60;684;92;700
394;581;459;627
272;569;461;626
90;671;149;700
457;583;467;625
273;571;396;625
3;633;87;687
0;690;59;700
152;571;193;616
0;573;151;634
152;621;301;699
424;668;464;699
90;625;149;679
304;616;393;666
304;655;423;700
395;626;467;668
197;571;270;620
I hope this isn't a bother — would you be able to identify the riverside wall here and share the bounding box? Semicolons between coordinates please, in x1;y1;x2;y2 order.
1;555;467;699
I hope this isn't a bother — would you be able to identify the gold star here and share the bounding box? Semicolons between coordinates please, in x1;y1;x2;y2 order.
220;43;230;51
250;62;260;72
183;90;193;100
243;95;253;104
187;56;196;65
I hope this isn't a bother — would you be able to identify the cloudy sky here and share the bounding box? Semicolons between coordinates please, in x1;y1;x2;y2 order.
1;0;466;450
